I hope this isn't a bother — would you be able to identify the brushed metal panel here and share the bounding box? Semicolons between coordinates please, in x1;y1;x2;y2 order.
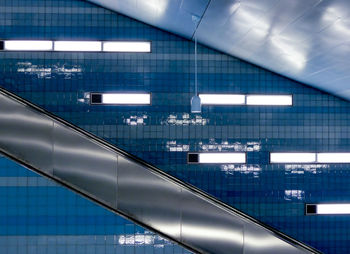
181;189;244;254
117;156;181;240
0;93;54;175
52;123;117;207
87;0;209;39
243;222;307;254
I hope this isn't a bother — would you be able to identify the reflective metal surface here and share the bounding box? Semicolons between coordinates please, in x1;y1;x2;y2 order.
117;156;182;240
181;189;243;254
88;0;350;101
0;93;53;175
53;123;117;207
87;0;209;38
0;88;318;254
243;223;306;254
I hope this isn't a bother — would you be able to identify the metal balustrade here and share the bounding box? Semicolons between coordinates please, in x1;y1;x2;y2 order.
0;87;319;254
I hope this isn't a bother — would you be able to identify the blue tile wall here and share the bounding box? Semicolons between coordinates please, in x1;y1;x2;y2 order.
0;154;190;254
1;0;350;253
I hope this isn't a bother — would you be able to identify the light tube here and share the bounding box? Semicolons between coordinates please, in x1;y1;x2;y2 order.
317;153;350;163
54;41;101;51
102;93;151;105
199;94;245;105
103;42;151;52
270;153;316;163
4;40;53;51
199;153;246;163
246;95;292;105
317;204;350;214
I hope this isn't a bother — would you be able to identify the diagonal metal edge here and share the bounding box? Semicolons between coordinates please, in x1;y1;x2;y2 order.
0;86;322;254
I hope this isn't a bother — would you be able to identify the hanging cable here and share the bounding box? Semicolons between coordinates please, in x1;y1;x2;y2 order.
191;35;201;113
195;35;198;96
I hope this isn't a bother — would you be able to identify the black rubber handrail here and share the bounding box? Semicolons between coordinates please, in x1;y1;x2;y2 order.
0;86;322;254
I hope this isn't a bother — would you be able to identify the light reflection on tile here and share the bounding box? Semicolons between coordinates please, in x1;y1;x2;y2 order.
200;139;261;152
221;164;261;177
123;115;148;126
285;164;329;174
284;190;305;201
166;141;189;152
16;62;82;79
118;234;155;245
163;113;209;126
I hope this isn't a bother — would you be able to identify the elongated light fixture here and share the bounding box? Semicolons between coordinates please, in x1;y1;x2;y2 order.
270;153;316;163
246;95;292;105
1;40;151;53
198;94;292;106
103;41;150;52
271;152;350;164
90;93;151;105
3;40;53;51
54;41;101;51
317;153;350;163
188;153;246;164
199;94;245;105
306;204;350;215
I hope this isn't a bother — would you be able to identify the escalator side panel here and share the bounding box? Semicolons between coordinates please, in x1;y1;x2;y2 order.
181;189;244;254
117;156;182;240
53;123;118;208
243;222;306;254
0;93;54;175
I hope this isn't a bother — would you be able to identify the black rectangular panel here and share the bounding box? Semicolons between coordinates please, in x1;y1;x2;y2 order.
188;153;199;163
91;93;102;104
306;204;317;215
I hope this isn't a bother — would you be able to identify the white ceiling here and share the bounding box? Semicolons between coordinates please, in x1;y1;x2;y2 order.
88;0;350;100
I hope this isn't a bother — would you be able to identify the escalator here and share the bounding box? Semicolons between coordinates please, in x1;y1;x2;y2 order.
0;87;320;254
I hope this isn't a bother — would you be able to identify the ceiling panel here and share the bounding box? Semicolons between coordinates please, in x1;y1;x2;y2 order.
88;0;209;38
87;0;350;100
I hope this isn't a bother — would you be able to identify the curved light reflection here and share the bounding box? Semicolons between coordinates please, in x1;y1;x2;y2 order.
270;36;307;71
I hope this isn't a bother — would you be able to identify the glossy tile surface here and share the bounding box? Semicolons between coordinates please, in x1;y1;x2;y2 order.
1;0;350;253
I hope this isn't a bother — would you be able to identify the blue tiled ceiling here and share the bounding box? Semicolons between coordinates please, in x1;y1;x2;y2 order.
88;0;350;102
1;0;350;253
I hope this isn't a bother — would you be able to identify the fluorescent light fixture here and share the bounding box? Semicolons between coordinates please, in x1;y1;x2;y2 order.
199;94;245;105
317;153;350;163
198;153;246;164
4;40;53;51
308;204;350;215
270;153;316;163
91;93;151;105
246;95;292;105
318;204;350;214
103;42;151;52
54;41;101;51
